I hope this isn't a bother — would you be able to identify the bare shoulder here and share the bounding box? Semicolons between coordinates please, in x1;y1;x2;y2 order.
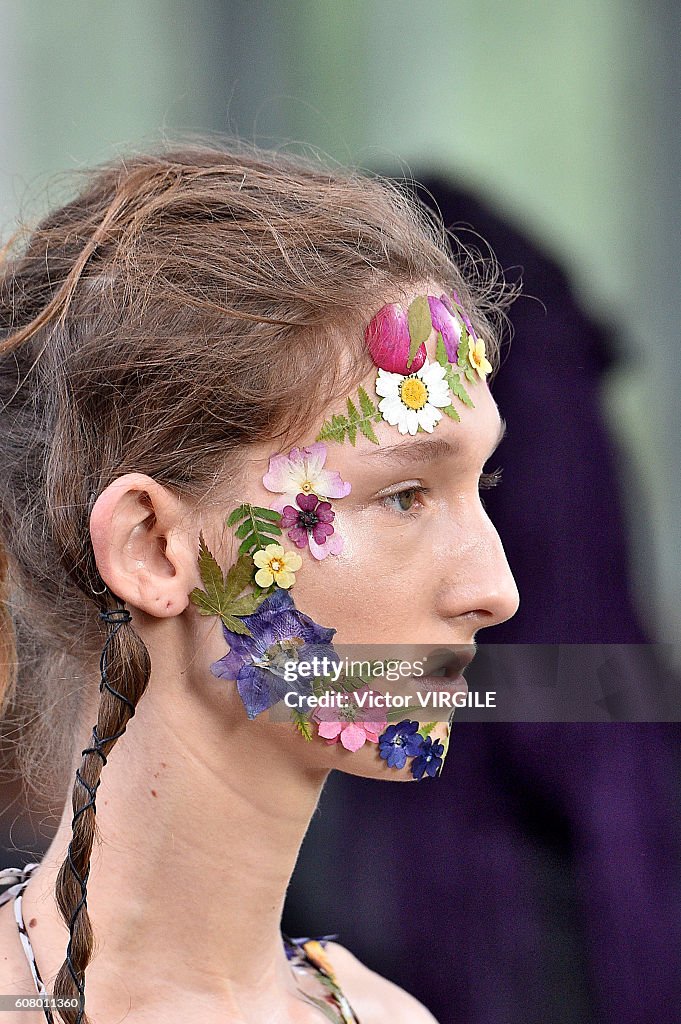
325;941;440;1024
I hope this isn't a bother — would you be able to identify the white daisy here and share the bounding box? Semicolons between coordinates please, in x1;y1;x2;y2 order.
374;357;452;435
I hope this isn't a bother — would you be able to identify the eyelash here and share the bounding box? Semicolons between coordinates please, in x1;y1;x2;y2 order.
380;467;503;517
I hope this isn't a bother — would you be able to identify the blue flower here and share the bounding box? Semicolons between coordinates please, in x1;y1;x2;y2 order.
377;720;424;769
410;735;445;780
210;588;338;719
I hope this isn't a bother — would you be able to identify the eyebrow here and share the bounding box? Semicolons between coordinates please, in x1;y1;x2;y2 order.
361;416;507;466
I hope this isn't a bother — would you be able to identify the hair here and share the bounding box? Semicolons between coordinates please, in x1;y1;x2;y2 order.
0;138;512;1023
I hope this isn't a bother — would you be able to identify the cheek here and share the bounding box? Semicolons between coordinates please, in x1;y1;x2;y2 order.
286;513;434;643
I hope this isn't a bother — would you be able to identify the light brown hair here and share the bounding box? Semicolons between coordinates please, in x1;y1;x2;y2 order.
0;139;510;1022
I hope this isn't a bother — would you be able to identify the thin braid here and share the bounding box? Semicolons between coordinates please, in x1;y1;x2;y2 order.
51;604;152;1024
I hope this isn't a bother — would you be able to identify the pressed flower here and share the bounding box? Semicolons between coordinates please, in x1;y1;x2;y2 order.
280;492;343;560
262;442;351;513
210;588;338;719
467;336;493;380
428;295;462;363
410;735;445;780
313;687;388;752
377;720;425;769
364;301;427;375
444;290;478;341
252;543;302;589
375;357;452;435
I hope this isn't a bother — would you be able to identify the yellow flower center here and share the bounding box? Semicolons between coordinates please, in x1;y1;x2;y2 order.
399;376;428;410
270;558;284;573
300;480;313;493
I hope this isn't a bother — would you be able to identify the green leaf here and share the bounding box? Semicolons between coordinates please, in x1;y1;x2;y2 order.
290;708;313;741
195;531;225;599
220;613;253;636
226;504;247;527
254;507;282;522
222;553;255;603
316;389;382;447
228;590;270;616
434;331;449;368
406;295;432;369
447;369;475;408
441;402;461;422
418;721;438;738
227;503;283;556
457;323;471;369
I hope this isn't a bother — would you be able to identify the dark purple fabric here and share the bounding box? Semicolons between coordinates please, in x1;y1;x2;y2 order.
284;177;681;1024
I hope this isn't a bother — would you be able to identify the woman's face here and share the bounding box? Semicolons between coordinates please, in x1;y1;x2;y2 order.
195;294;519;782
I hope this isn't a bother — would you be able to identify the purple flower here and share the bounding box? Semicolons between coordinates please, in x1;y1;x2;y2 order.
280;492;343;560
210;588;337;719
428;295;462;362
410;735;445;780
377;720;425;769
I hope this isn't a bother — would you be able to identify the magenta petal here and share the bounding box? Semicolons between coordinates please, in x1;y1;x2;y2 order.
312;521;334;543
428;295;461;362
288;526;309;547
315;501;334;523
365;302;427;374
449;289;477;339
296;492;318;512
281;506;299;527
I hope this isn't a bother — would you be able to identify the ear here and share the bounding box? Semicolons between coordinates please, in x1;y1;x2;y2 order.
89;473;199;618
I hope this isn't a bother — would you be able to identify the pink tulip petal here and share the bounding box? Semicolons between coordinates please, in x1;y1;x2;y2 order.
365;302;427;375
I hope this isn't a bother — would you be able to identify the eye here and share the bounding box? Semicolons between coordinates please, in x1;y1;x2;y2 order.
381;486;429;517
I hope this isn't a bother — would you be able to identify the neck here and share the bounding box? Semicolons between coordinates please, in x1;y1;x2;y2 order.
20;647;329;1019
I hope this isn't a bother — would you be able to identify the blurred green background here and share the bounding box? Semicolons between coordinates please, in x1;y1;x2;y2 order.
0;0;677;646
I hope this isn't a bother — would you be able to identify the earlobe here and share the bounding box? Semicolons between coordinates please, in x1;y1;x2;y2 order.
89;473;195;618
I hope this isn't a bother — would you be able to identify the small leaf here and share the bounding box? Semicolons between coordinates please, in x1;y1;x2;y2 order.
228;590;270;616
253;506;282;522
418;721;438;738
358;417;380;445
226;504;246;527
220;613;253;636
358;385;374;417
448;370;475;408
434;331;449;368
234;520;252;539
196;531;225;597
291;708;314;741
406;295;432;370
441;403;461;422
222;553;256;603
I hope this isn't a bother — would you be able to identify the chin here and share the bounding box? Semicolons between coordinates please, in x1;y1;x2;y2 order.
322;719;452;783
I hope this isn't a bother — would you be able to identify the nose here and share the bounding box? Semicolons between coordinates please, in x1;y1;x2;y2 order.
437;508;520;634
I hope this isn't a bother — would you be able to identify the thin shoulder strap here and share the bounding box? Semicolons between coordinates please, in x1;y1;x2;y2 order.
0;864;54;1024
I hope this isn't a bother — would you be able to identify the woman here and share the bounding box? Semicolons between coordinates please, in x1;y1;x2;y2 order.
0;143;519;1023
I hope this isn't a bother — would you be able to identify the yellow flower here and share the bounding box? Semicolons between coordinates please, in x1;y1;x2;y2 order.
253;544;302;589
467;336;493;379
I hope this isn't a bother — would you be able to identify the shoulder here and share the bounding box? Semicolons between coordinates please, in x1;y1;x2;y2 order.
324;941;440;1024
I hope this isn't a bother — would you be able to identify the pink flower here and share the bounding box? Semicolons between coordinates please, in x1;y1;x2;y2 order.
364;302;427;374
313;687;388;752
281;493;343;560
442;291;478;342
428;295;463;362
262;442;351;514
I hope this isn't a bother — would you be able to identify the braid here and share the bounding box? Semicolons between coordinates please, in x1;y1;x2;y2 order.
51;603;152;1024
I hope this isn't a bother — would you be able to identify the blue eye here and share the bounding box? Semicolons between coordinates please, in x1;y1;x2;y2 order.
381;487;428;516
